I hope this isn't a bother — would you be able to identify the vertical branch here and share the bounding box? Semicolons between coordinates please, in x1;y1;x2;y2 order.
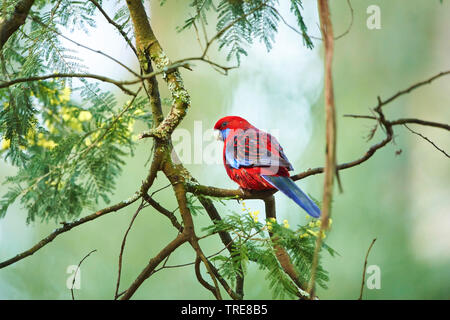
114;200;145;299
126;0;164;124
309;0;337;297
198;196;245;299
358;238;377;300
264;196;308;298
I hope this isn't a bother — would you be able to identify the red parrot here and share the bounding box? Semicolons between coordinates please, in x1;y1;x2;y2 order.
214;116;321;218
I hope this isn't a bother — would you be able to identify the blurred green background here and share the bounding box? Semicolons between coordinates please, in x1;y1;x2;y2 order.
0;0;449;299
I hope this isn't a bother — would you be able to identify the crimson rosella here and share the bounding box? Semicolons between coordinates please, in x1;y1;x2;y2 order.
214;116;321;218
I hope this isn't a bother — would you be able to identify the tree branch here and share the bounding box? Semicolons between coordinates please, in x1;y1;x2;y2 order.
0;192;140;269
88;0;138;57
0;0;35;50
403;124;449;158
114;200;145;300
309;0;337;297
264;195;309;299
358;238;377;300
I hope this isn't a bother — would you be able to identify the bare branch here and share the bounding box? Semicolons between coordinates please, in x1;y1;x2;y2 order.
309;0;337;297
380;70;450;108
194;255;219;299
114;200;146;300
71;249;97;300
88;0;138;57
358;238;377;300
391;118;450;131
0;192;141;269
404;124;449;158
0;73;137;95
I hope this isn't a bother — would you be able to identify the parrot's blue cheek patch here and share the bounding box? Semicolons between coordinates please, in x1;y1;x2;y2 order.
221;128;230;141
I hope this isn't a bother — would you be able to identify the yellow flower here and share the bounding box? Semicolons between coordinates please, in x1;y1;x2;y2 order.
134;109;145;116
253;217;259;223
62;113;71;121
127;119;135;132
68;120;82;132
78;110;92;122
307;230;319;237
60;87;71;103
267;225;273;231
37;137;57;149
44;120;56;134
283;219;288;224
253;210;260;216
1;139;11;150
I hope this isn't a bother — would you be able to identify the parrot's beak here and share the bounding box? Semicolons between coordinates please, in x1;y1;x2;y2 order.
214;130;223;141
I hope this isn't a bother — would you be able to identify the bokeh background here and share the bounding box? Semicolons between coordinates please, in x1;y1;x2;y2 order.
1;0;449;299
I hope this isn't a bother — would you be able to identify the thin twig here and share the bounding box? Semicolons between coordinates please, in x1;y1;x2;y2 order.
71;249;97;300
114;200;145;299
88;0;138;57
358;238;377;300
404;124;449;158
380;70;450;108
28;14;139;77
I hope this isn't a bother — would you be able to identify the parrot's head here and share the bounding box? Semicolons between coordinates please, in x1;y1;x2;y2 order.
214;116;253;141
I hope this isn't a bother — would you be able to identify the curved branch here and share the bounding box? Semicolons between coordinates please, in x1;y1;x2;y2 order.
194;255;219;299
380;70;450;108
358;238;377;300
114;200;145;300
71;249;97;300
0;192;141;269
390;118;450;131
403;124;449;158
0;73;137;95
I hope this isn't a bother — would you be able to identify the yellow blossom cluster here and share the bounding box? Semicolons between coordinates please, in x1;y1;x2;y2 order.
265;217;276;230
41;86;71;106
1;138;11;150
241;201;260;223
298;216;333;239
265;217;290;231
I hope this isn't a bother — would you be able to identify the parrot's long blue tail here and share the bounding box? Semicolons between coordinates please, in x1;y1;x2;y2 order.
261;175;321;218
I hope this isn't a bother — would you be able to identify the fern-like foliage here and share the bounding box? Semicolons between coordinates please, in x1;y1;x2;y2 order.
175;0;314;64
0;0;151;222
203;205;334;299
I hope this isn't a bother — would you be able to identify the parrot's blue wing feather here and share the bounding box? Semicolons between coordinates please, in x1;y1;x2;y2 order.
261;175;321;218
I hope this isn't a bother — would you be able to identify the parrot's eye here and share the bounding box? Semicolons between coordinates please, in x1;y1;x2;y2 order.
221;122;228;128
